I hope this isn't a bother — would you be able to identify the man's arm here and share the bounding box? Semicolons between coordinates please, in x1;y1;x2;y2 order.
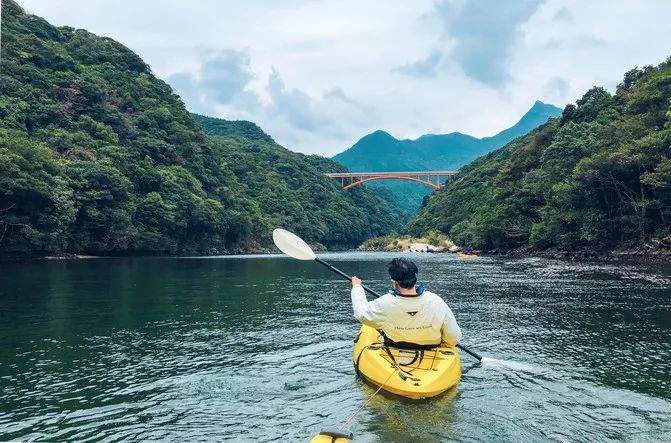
351;277;385;328
441;305;462;346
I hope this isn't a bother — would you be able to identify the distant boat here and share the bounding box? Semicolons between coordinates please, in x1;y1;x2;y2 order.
457;252;479;259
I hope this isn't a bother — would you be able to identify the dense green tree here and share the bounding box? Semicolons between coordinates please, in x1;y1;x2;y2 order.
0;0;400;255
0;129;76;252
194;115;402;247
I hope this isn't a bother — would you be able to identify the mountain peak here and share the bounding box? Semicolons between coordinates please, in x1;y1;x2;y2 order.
525;100;562;116
365;130;397;141
481;101;561;146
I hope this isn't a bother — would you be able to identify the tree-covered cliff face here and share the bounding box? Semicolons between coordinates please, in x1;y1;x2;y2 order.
410;58;671;252
0;0;400;255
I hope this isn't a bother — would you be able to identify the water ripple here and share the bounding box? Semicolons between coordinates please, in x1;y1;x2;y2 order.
0;254;669;441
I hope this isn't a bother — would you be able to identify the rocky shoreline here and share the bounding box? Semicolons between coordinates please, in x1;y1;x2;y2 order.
358;233;459;253
358;243;459;253
358;234;671;264
490;236;671;263
5;237;670;264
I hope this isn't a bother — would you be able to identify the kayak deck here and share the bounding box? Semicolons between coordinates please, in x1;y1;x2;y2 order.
353;325;461;400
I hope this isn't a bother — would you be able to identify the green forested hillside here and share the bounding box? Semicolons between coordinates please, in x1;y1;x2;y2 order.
193;115;274;143
0;0;400;255
410;59;671;252
333;101;562;214
192;114;402;246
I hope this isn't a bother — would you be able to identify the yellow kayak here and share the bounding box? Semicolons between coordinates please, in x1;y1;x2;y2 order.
457;252;479;258
352;325;461;400
309;430;352;442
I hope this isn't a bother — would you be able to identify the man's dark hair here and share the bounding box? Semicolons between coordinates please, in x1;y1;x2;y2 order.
387;258;418;289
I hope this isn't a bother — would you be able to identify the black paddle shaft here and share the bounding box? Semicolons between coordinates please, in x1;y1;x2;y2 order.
313;257;482;362
315;257;382;297
456;343;482;360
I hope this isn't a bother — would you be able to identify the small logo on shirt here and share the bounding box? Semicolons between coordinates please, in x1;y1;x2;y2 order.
406;311;418;316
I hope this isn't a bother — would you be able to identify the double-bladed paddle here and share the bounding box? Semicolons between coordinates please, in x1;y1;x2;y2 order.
272;228;482;362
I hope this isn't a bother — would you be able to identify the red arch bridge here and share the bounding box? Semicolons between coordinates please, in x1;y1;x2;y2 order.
325;171;457;190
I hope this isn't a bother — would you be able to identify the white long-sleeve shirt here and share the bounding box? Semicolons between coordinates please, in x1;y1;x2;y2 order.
351;284;462;346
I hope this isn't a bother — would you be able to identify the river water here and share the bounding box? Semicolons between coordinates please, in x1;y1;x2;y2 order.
1;252;670;442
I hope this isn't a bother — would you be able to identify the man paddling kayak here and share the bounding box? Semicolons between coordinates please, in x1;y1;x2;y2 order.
351;258;462;348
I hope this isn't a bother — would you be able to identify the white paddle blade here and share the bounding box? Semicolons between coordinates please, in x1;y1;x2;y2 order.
272;228;316;260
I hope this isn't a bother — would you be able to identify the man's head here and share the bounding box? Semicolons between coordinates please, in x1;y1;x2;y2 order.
387;258;418;289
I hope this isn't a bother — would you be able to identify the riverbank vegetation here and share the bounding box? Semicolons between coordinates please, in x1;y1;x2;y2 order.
410;58;671;254
0;1;401;256
361;231;456;252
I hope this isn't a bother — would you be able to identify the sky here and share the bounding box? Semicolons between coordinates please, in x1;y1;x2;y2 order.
16;0;671;156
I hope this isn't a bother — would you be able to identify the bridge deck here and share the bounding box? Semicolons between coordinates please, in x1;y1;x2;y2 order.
326;171;456;178
325;171;457;190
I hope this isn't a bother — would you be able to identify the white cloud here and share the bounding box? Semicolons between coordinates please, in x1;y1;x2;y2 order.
394;51;443;78
433;0;544;86
17;0;671;156
165;49;260;116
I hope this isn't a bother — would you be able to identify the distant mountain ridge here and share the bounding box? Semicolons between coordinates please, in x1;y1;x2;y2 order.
332;101;562;213
334;101;562;171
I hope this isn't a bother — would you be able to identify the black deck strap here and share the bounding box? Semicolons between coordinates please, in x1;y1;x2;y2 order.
319;429;353;440
406;352;419;367
382;343;398;367
376;328;440;351
397;349;420;366
384;337;441;351
382;345;419;381
414;349;424;368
